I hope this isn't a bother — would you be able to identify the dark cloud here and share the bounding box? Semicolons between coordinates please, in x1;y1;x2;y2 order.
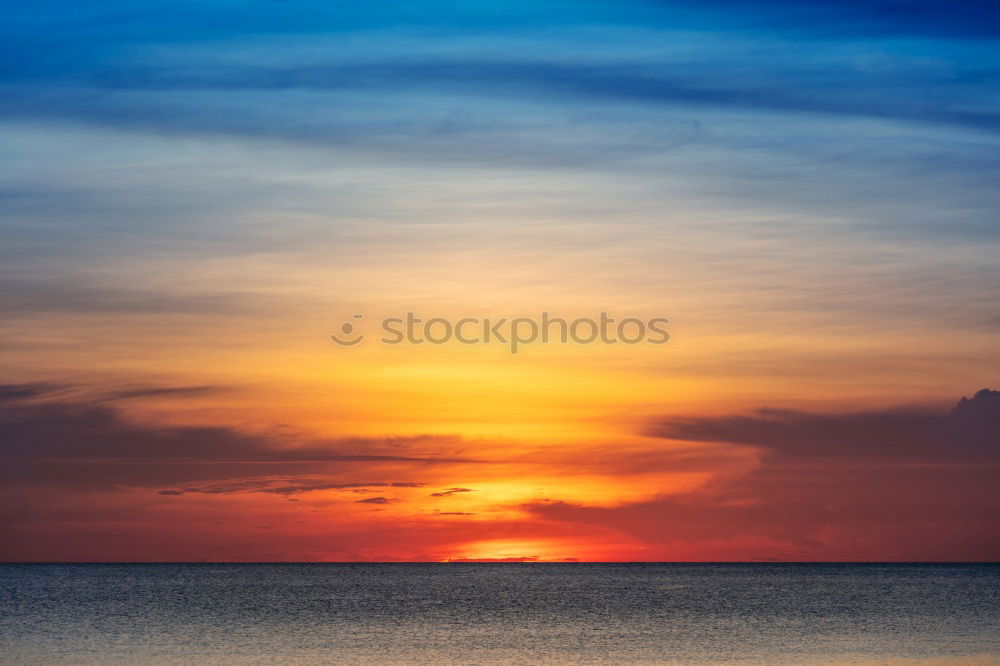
154;479;278;495
648;389;1000;462
0;383;68;403
355;497;393;504
524;453;1000;560
259;481;424;496
0;397;480;491
104;385;231;401
448;555;544;563
0;382;228;407
157;480;427;496
520;389;1000;559
430;487;474;497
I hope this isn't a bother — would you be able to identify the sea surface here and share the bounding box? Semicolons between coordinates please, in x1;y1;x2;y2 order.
1;563;998;665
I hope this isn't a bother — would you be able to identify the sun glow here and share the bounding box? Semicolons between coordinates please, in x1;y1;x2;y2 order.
444;538;582;562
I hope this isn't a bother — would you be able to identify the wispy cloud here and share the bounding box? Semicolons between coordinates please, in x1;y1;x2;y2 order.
430;487;475;497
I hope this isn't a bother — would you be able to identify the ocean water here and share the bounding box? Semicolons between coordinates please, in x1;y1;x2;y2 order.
1;564;998;665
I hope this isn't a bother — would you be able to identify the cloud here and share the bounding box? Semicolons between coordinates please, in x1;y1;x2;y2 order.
0;383;69;402
103;385;231;401
430;487;475;497
4;2;1000;178
157;479;427;496
523;453;1000;560
448;555;540;563
261;481;424;496
0;382;230;409
70;59;1000;132
355;497;393;504
0;279;257;315
4;50;997;169
648;388;1000;462
0;396;481;491
519;389;1000;560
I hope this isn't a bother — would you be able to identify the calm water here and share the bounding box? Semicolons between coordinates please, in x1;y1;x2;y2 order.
1;564;998;665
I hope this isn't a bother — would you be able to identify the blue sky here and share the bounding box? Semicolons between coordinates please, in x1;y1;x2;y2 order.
3;0;999;383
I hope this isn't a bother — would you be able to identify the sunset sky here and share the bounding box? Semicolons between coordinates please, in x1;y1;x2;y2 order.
2;0;999;562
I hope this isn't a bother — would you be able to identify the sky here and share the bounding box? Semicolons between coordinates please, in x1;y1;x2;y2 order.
1;0;999;562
